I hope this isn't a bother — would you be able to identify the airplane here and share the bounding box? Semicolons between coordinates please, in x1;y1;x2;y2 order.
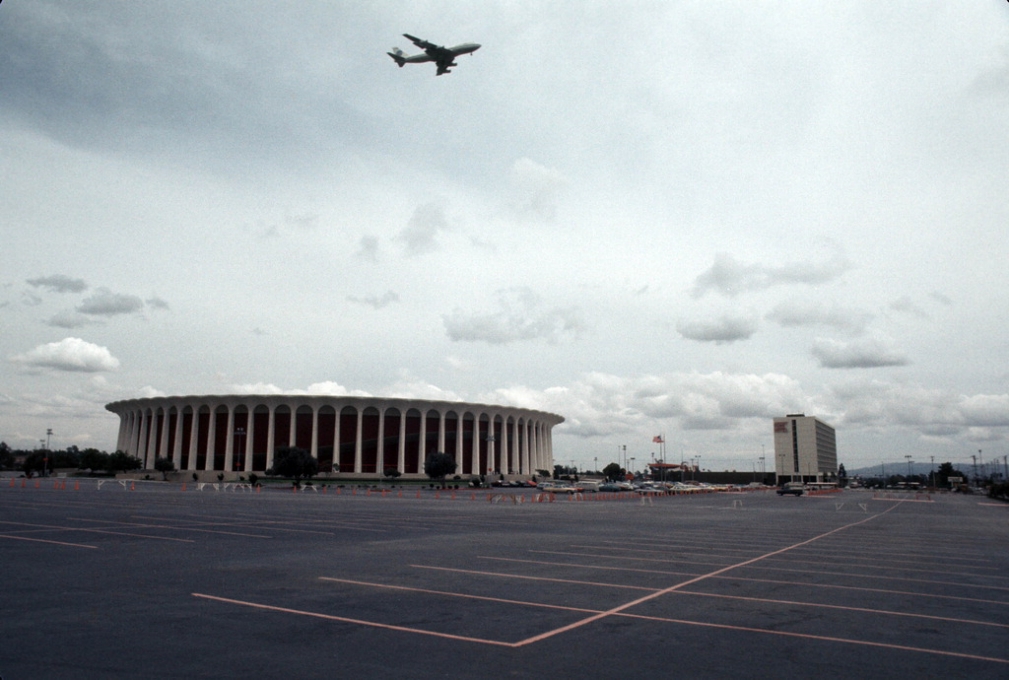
387;34;481;76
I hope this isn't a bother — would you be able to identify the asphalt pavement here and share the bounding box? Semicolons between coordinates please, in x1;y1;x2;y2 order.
1;480;1006;679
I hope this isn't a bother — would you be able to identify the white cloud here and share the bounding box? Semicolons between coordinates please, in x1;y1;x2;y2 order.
347;290;399;309
76;288;144;317
396;202;449;256
690;250;851;298
26;274;88;293
226;382;371;397
766;300;873;335
356;235;380;262
811;337;910;369
677;313;759;344
443;287;583;345
145;296;171;311
11;338;120;373
45;310;99;329
482;370;810;439
506;157;568;221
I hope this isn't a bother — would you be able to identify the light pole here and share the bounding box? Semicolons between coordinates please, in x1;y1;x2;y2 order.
42;434;49;477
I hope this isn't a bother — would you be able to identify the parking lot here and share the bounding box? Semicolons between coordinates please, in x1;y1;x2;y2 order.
1;480;1007;679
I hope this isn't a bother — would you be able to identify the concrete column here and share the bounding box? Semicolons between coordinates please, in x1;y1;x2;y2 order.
187;406;199;471
397;414;406;474
145;411;159;468
135;410;148;465
158;410;170;466
419;414;428;463
502;419;510;474
438;412;446;453
455;420;464;473
119;412;130;455
204;406;217;471
532;421;541;472
224;405;235;472
310;406;319;459
288;408;297;447
354;409;363;474
266;406;276;471
172;408;184;469
333;411;341;472
472;416;481;476
244;406;255;473
521;421;529;475
117;414;128;453
487;417;496;474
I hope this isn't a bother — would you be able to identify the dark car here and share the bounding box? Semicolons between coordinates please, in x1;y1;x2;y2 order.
777;483;804;496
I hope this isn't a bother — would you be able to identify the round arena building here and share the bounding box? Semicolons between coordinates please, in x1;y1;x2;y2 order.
105;395;564;478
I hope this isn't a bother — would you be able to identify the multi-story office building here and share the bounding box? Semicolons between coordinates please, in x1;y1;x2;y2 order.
772;414;837;484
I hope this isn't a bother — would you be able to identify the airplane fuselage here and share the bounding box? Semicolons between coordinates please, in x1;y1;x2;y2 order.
388;35;481;75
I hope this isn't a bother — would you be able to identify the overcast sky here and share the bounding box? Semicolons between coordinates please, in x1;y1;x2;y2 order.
2;1;1007;474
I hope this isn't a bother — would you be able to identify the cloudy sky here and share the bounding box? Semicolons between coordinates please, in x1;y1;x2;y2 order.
2;1;1007;474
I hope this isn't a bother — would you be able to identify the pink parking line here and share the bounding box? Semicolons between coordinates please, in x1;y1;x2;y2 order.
318;576;600;614
0;533;98;549
486;556;1009;606
0;520;195;543
191;503;1009;663
512;505;899;646
671;590;1009;629
409;565;658;591
615;611;1009;665
191;593;515;647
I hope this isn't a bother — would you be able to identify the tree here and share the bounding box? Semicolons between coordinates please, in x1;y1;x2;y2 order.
106;451;142;474
268;446;318;487
936;461;968;488
837;464;848;488
79;448;110;473
424;452;457;487
383;467;402;481
602;462;623;481
0;441;15;470
154;456;177;481
23;450;48;477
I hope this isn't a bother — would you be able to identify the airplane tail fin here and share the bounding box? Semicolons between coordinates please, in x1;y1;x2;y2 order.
387;47;406;67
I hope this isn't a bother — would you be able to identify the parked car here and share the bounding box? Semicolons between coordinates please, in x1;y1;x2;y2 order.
777;483;804;496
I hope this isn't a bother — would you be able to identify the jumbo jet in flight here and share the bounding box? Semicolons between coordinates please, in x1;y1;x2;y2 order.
387;34;481;76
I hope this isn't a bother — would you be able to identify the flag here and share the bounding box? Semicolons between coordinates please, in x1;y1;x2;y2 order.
652;435;664;443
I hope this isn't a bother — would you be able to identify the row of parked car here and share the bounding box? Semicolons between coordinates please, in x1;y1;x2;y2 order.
536;480;738;495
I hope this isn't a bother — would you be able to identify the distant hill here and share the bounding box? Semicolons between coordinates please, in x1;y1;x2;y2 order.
845;462;969;478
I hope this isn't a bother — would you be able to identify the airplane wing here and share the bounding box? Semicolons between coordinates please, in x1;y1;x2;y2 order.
403;34;440;51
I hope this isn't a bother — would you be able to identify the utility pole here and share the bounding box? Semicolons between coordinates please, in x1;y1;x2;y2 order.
971;454;978;486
